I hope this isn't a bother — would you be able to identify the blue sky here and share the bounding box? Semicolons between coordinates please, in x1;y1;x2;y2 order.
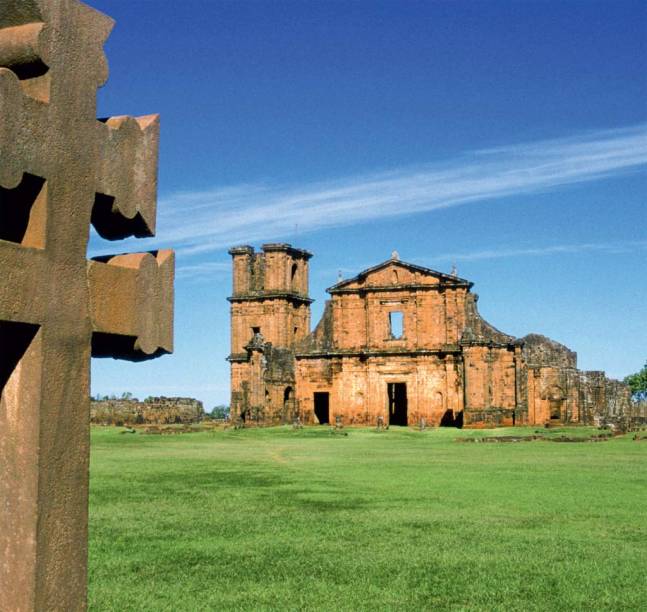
89;0;647;408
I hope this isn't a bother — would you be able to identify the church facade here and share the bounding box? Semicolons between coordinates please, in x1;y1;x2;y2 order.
228;243;630;428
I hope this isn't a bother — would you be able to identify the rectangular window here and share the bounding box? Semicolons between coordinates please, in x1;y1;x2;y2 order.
389;311;404;339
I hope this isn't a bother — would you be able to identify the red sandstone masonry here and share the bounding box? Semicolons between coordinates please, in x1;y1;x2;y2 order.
228;249;630;428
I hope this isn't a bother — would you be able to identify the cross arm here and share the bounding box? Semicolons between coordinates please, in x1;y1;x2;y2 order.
88;249;173;361
92;114;160;240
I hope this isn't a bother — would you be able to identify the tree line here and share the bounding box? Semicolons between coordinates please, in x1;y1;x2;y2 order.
625;361;647;402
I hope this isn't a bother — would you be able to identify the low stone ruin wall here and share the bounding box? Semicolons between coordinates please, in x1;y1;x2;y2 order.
91;396;204;426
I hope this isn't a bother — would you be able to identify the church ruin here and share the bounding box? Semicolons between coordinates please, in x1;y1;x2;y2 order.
228;244;630;428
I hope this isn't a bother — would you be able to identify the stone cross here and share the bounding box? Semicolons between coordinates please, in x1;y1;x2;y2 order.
0;2;174;610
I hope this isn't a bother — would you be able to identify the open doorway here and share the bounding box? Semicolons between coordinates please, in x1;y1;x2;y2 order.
440;409;464;428
283;386;294;423
387;382;407;426
314;392;329;424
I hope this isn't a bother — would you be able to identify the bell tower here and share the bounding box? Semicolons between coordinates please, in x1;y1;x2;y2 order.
228;243;312;420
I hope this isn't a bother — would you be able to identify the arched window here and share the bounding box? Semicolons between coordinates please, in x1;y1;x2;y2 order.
291;263;298;289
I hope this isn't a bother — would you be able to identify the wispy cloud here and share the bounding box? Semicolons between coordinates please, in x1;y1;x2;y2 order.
175;261;231;279
89;123;647;266
426;239;647;263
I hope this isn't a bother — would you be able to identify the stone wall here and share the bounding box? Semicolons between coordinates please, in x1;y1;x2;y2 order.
91;396;204;425
520;333;577;369
578;373;640;429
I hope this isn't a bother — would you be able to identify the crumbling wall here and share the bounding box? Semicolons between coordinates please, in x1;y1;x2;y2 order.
578;372;635;428
231;343;298;426
463;293;515;345
520;334;579;425
520;333;577;369
519;335;632;427
462;345;518;427
91;397;204;425
459;294;520;427
297;300;334;354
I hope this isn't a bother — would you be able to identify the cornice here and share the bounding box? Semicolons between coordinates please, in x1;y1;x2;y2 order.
228;292;314;305
328;282;472;296
226;353;249;363
295;345;463;359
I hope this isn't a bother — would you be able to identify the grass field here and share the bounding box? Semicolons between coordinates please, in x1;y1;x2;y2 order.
89;426;647;611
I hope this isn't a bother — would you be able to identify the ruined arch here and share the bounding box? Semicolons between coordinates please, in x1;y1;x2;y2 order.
283;386;294;422
547;384;565;421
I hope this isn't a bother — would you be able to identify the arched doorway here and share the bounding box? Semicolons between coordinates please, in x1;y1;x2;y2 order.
283;386;294;423
549;399;563;421
547;385;565;422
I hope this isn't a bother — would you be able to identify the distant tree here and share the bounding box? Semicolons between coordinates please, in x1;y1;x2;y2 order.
120;391;134;400
624;362;647;402
211;405;230;420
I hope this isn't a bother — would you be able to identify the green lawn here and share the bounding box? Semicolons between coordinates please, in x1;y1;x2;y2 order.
89;426;647;611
